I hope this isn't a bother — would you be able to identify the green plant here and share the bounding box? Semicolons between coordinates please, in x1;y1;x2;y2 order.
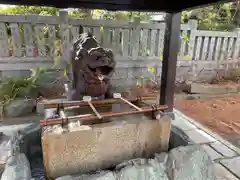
0;67;51;106
0;77;37;104
30;66;56;84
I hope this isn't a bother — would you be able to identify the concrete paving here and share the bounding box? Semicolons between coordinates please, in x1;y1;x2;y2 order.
210;141;238;157
184;129;217;144
221;157;240;179
214;163;239;180
174;109;240;179
201;144;223;161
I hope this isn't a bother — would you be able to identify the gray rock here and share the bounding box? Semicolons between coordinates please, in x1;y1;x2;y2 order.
185;95;198;100
0;123;40;160
55;145;216;180
55;175;73;180
0;165;4;178
78;171;117;180
0;124;42;180
1;153;31;180
154;152;168;169
56;171;117;180
169;125;193;149
115;158;148;171
0;132;22;165
55;157;168;180
4;98;36;117
166;145;216;180
0;134;12;165
18;123;41;158
117;158;168;180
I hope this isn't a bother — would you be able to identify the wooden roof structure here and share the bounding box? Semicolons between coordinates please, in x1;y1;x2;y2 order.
0;0;230;12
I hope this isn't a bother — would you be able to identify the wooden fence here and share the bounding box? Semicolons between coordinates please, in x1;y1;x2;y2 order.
0;10;239;72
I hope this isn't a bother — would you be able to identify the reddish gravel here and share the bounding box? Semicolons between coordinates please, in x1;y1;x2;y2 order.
174;96;240;147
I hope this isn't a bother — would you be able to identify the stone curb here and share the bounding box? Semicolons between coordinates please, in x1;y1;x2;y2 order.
190;83;240;94
173;109;240;155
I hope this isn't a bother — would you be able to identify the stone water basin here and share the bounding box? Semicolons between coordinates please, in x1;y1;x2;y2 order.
0;101;199;180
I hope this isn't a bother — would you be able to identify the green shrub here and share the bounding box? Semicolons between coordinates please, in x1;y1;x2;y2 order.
0;67;51;106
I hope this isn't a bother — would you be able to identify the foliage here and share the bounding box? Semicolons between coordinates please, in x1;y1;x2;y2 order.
69;9;152;21
0;67;52;106
29;66;54;85
0;6;58;15
102;11;151;21
0;3;239;31
0;77;37;104
181;11;192;23
182;2;240;31
0;6;152;21
69;9;92;19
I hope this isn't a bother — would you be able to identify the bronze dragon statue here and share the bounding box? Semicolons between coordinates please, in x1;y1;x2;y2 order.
70;32;116;100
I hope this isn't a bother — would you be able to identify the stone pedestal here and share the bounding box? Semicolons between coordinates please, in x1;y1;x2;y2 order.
42;115;171;179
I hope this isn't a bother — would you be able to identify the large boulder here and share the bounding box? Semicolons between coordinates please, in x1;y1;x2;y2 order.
0;123;42;180
1;153;31;180
117;157;168;180
79;171;117;180
18;123;41;158
55;145;216;180
166;145;215;180
0;131;22;166
0;134;12;177
0;134;12;166
4;98;36;117
56;172;117;180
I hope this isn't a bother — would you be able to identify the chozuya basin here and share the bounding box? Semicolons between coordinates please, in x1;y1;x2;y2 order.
0;109;192;180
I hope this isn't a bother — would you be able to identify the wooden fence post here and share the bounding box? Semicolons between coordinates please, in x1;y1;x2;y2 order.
233;28;240;61
59;10;70;64
188;19;198;80
131;17;141;60
59;9;73;84
0;22;9;57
